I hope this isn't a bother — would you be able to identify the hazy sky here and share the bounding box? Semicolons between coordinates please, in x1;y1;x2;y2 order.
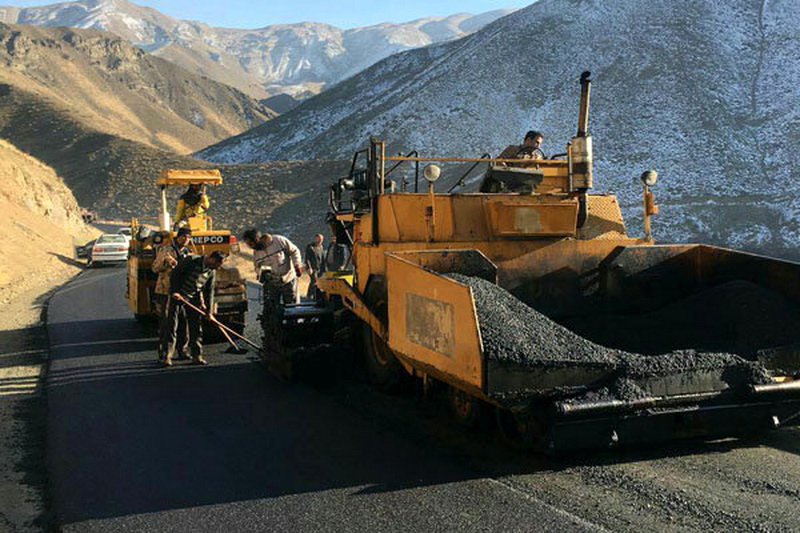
10;1;532;28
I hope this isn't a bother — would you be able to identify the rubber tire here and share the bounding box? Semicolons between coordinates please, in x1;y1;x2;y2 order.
360;276;409;393
447;386;487;428
495;408;548;452
230;313;246;336
362;322;408;393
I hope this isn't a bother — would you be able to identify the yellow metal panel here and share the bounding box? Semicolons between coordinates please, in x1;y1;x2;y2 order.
486;201;578;237
156;169;223;186
386;254;484;391
376;193;579;242
578;194;628;240
126;255;138;313
354;240;551;294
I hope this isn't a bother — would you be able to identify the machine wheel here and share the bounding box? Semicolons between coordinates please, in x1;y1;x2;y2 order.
361;276;409;393
495;408;548;452
447;386;487;428
362;322;408;393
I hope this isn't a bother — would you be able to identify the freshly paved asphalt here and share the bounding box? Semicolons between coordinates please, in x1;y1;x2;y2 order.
45;267;599;531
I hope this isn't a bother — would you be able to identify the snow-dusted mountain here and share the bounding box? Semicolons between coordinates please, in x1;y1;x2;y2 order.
0;0;515;98
197;0;800;257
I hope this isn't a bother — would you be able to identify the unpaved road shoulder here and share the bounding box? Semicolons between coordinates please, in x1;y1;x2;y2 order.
0;261;85;531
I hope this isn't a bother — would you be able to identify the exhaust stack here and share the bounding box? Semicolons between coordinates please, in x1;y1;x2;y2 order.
577;71;592;136
569;71;593;192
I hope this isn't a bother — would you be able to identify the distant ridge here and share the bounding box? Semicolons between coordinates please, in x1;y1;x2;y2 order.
197;0;800;257
0;0;516;98
0;22;274;154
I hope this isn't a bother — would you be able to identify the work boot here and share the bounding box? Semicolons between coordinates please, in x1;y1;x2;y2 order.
192;355;208;365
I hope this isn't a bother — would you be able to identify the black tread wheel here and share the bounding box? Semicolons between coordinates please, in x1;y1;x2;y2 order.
447;386;487;428
362;322;407;393
361;276;409;393
495;407;549;452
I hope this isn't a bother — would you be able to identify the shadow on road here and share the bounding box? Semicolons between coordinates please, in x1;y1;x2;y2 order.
48;252;86;269
45;270;800;527
48;353;499;524
49;319;153;348
0;321;49;528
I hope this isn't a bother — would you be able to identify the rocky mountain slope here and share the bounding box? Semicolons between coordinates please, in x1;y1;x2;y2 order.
0;138;93;298
0;0;514;98
0;22;274;154
198;0;800;258
0;81;345;246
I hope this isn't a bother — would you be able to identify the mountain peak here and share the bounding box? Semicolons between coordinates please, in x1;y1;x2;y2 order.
3;0;516;98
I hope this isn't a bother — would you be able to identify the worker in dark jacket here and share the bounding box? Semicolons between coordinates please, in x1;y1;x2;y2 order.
164;250;226;367
325;235;351;272
304;233;324;299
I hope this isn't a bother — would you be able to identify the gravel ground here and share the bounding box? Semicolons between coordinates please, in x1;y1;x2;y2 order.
448;275;776;401
331;362;800;533
0;267;81;532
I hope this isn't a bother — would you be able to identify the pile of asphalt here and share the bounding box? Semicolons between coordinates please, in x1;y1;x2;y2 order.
447;274;772;401
447;274;618;367
564;280;800;357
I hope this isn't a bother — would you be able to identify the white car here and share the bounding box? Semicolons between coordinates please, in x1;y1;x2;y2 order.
118;227;132;237
88;234;129;267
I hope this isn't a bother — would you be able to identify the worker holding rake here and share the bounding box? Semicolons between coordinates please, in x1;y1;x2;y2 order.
164;250;226;367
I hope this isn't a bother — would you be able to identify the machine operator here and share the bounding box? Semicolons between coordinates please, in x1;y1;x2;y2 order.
497;130;545;165
174;183;210;226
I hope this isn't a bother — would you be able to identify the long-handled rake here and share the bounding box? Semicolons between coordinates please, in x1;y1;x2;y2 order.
173;295;261;354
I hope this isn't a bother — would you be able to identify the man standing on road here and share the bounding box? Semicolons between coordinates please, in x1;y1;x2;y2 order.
304;233;324;300
164;250;226;367
152;227;192;363
241;229;303;304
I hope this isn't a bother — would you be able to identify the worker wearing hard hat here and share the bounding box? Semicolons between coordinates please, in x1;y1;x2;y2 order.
152;227;192;363
174;183;210;224
242;229;303;304
497;130;545;165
